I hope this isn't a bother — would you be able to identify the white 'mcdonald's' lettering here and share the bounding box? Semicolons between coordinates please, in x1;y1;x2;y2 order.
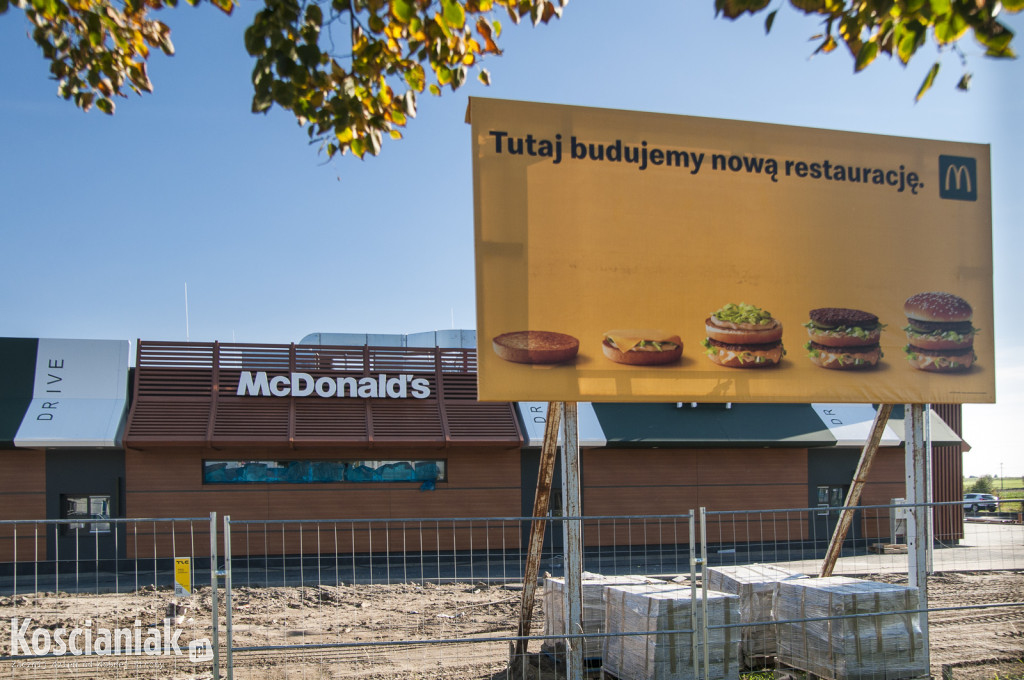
237;372;431;399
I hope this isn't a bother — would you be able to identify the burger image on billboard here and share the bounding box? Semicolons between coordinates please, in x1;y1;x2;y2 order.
492;331;580;365
602;330;683;366
902;292;978;372
804;307;884;370
702;303;784;368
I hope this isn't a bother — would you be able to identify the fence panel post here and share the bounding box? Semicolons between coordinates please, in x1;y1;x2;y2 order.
210;511;219;680
700;506;709;680
689;510;699;680
224;514;234;680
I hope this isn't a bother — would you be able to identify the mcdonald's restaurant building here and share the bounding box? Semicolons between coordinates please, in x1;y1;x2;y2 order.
0;332;965;563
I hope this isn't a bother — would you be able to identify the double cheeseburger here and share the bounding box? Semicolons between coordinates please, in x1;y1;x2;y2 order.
702;303;784;368
493;330;579;364
602;330;682;366
903;292;978;372
804;307;884;370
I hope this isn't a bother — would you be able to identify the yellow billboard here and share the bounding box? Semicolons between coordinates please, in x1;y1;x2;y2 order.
471;98;994;404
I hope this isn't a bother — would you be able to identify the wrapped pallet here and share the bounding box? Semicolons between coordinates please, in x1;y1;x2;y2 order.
704;564;807;665
775;576;926;680
603;583;740;680
542;572;662;660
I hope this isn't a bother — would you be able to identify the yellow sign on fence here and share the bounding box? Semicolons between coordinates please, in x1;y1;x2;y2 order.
174;557;191;597
470;98;994;404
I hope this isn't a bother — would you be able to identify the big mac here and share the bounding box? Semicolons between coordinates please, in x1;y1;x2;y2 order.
702;302;784;368
902;292;978;372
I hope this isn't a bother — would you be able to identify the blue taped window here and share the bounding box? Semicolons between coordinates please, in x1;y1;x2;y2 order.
203;460;446;484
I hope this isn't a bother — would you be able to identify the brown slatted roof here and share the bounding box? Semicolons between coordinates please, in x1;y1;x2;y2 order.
124;341;521;449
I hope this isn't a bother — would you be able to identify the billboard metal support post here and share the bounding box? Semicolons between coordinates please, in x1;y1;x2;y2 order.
560;402;584;680
905;404;931;669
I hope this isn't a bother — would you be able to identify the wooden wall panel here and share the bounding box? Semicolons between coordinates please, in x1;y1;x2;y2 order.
583;518;694;547
583;449;810;513
696;449;807;487
0;451;46;561
703;516;811;544
125;446;520;556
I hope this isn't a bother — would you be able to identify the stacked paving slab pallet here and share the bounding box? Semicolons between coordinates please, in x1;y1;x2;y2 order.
542;572;662;661
603;583;740;680
704;564;807;666
775;576;926;680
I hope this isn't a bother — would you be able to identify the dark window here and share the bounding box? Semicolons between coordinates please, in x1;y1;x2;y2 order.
62;495;111;534
202;459;446;484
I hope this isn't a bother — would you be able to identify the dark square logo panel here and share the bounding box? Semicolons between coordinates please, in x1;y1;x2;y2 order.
938;155;977;201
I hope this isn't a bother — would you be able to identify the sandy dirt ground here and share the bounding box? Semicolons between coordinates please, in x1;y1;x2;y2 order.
1;571;1021;680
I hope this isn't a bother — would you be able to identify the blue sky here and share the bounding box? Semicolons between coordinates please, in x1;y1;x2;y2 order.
1;2;1020;476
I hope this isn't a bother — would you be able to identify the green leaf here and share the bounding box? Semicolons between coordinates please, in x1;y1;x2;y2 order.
976;23;1015;57
957;73;972;90
764;9;777;33
789;0;826;12
896;22;925;63
933;12;967;44
441;0;465;29
304;3;322;28
252;88;273;112
477;68;490;85
391;0;413;24
854;39;878;71
915;61;940;102
404;63;425;91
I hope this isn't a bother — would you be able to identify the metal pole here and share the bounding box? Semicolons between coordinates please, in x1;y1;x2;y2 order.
223;514;234;680
821;404;894;577
512;401;563;667
700;507;709;680
925;404;934;573
210;512;219;679
905;404;931;670
689;510;698;680
560;402;583;680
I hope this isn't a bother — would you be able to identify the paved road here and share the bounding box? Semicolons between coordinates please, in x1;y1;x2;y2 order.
770;520;1024;576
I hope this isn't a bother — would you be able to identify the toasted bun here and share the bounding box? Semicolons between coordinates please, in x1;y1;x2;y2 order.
704;339;783;368
807;326;882;348
705;318;783;345
905;346;975;372
904;292;972;322
602;339;682;365
493;331;579;364
807;344;881;370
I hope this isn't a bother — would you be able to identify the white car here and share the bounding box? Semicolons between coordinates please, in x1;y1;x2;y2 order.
963;493;999;512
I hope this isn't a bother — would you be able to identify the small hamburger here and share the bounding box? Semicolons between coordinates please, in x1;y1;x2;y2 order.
702;303;784;368
804;307;884;370
493;330;580;365
602;330;682;366
903;292;978;372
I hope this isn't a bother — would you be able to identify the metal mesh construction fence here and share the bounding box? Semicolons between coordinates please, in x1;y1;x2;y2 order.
1;503;1021;679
